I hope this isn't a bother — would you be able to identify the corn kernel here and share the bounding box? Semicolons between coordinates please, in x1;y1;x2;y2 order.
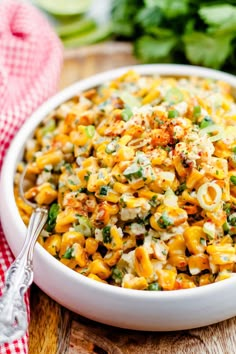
36;150;63;169
89;259;111;280
135;246;153;278
44;234;61;256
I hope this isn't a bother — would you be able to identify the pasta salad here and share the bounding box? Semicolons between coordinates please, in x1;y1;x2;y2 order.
15;70;236;291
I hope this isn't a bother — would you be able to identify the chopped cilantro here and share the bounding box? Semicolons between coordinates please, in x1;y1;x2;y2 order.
112;267;123;284
99;185;109;196
119;197;127;208
63;247;73;259
102;226;111;243
84;171;91;181
123;163;143;180
64;163;73;173
149;195;159;207
157;212;173;229
175;183;186;196
46;203;60;232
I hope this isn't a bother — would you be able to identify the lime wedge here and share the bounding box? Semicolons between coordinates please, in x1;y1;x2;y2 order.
63;23;113;48
34;0;92;16
56;18;96;38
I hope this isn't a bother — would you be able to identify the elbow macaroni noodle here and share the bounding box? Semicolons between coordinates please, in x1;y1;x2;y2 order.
15;70;236;290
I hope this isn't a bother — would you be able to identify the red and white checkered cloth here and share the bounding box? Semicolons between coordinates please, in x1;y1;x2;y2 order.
0;0;63;352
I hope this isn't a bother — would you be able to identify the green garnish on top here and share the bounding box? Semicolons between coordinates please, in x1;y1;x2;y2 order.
168;109;178;118
230;176;236;185
102;226;112;243
46;203;60;232
121;107;133;121
199;116;214;129
165;88;183;104
63;247;73;259
157;212;173;229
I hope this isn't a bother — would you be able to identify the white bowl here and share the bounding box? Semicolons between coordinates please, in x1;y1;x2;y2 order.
1;64;236;331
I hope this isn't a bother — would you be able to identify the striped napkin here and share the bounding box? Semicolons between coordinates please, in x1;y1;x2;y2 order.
0;0;62;352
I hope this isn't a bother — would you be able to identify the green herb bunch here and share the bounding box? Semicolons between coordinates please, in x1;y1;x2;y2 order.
111;0;236;72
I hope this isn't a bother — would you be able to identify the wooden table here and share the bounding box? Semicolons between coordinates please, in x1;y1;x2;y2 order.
29;43;236;354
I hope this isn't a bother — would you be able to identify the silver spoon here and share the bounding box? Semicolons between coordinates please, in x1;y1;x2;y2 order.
0;166;48;344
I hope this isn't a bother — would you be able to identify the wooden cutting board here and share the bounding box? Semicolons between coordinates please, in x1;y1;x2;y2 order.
29;42;236;354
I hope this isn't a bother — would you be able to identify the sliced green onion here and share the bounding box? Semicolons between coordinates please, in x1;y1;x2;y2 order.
123;163;143;180
200;124;224;142
223;203;231;216
197;182;222;211
119;92;140;108
105;140;118;154
168;109;178;118
203;221;215;240
164;188;178;207
165;88;183;104
232;147;236;154
42;119;56;136
229;213;236;226
199;116;214;129
75;215;92;237
121;107;133;122
148;282;161;291
223;222;230;233
230;176;236;185
85;125;95;138
200;237;206;246
193;105;201;118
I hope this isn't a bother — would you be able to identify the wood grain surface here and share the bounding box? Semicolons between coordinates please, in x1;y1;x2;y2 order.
29;42;236;354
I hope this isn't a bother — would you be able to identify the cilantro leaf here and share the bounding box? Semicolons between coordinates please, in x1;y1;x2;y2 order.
145;0;189;19
134;35;177;63
199;5;236;35
111;0;236;72
46;203;60;232
183;32;233;69
135;6;162;30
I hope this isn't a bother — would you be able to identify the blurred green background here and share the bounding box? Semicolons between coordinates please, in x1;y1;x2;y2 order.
32;0;236;73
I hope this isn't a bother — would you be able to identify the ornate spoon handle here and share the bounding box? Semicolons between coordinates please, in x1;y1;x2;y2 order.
0;207;48;344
